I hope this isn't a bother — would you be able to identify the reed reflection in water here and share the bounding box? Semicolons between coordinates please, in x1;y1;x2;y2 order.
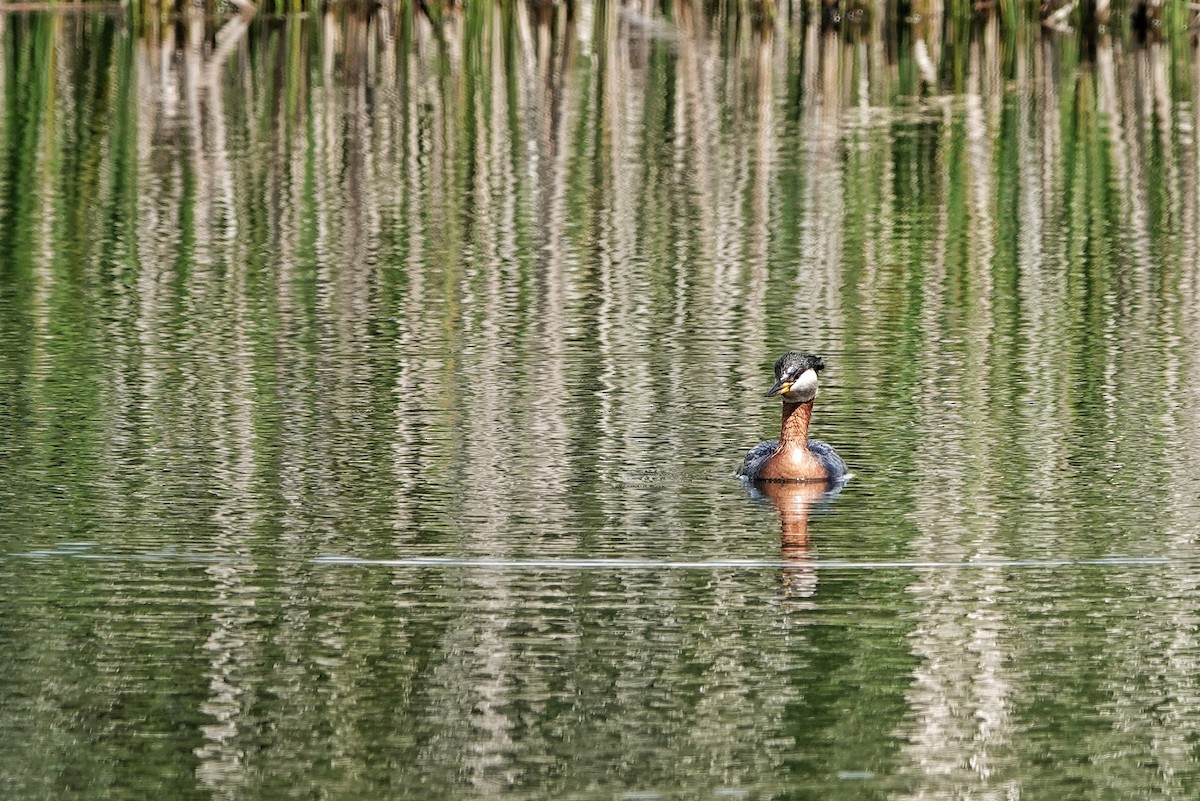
3;2;1200;799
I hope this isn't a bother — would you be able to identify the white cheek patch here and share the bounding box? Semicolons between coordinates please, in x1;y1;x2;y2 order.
791;369;819;398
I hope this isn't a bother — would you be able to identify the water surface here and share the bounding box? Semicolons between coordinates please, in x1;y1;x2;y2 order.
3;5;1200;799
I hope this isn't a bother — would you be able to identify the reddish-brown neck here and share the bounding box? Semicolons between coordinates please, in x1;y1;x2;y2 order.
779;400;813;446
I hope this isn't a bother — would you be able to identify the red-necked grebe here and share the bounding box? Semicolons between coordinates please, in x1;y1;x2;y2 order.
738;352;847;482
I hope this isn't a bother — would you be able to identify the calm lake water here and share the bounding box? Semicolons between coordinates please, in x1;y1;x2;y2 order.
4;4;1200;799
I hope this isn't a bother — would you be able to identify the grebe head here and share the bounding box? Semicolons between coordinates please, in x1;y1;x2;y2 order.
767;352;825;404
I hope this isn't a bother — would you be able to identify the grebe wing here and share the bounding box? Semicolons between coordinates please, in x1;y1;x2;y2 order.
808;439;847;480
738;439;779;479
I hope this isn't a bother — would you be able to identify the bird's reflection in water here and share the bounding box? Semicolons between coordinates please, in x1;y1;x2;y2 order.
747;479;846;606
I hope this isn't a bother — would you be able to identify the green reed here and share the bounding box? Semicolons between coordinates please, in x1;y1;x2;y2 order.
59;0;1192;56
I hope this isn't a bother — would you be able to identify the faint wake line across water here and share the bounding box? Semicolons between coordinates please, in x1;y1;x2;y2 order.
312;555;1176;571
9;549;1180;570
15;547;248;563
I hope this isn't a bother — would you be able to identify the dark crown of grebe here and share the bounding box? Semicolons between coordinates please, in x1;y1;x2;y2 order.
766;352;825;403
